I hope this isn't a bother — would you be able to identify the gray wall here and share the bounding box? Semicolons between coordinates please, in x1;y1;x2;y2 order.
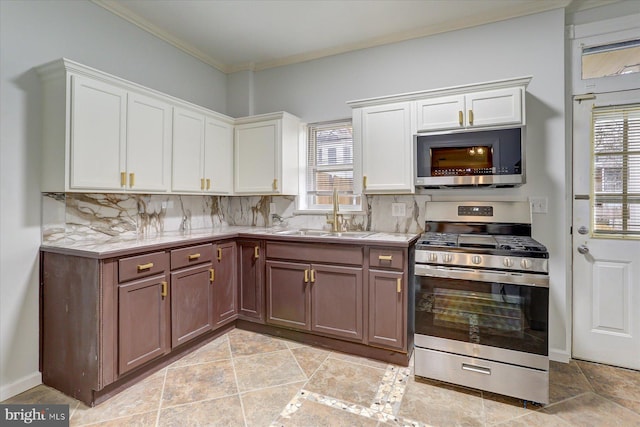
0;0;227;399
245;9;570;359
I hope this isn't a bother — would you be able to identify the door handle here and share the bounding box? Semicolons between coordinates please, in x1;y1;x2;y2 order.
217;248;222;261
578;226;589;235
310;269;316;283
304;269;309;283
577;245;589;255
254;246;260;259
209;268;215;282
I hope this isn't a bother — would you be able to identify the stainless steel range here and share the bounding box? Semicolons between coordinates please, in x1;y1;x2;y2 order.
414;201;549;404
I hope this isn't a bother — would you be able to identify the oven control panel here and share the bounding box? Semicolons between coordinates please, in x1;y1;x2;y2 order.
415;250;549;274
458;205;493;216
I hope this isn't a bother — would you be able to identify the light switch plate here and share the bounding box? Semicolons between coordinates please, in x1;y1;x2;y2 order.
392;203;406;217
530;197;548;214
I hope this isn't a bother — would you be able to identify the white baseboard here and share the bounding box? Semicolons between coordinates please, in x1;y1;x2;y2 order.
550;348;571;363
0;372;42;401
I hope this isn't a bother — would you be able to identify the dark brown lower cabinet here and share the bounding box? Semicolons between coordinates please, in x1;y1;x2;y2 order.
237;240;264;322
266;260;310;330
118;273;171;375
213;242;238;326
170;263;214;348
368;269;405;350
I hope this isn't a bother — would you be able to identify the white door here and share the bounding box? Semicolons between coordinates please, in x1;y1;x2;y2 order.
416;95;465;132
204;117;233;194
465;87;522;128
572;90;640;370
172;107;205;193
234;120;279;194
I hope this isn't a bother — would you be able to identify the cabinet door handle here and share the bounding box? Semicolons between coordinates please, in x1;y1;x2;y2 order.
188;253;201;261
254;246;260;259
272;178;278;191
137;262;154;271
200;178;205;190
129;172;135;188
304;269;309;283
378;255;393;261
363;176;367;189
458;110;463;126
310;269;316;283
468;109;474;125
210;268;215;283
161;281;168;298
206;178;211;190
120;172;127;187
217;248;222;261
397;278;402;293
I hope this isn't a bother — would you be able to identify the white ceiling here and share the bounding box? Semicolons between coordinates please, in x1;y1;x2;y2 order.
92;0;612;74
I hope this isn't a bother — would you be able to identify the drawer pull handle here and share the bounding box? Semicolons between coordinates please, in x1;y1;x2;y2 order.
217;248;222;261
272;179;278;191
120;171;126;187
129;172;135;188
161;281;168;298
206;178;211;190
304;269;309;283
462;363;491;375
254;246;260;259
363;175;367;189
310;269;316;283
378;255;393;261
188;253;201;261
210;268;215;282
200;178;205;190
137;262;154;271
397;278;402;293
458;110;463;126
468;109;474;126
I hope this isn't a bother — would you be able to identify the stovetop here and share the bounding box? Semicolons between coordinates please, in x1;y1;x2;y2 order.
417;232;549;259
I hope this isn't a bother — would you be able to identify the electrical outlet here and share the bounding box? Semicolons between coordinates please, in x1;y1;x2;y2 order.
269;203;276;215
530;197;548;214
392;203;406;217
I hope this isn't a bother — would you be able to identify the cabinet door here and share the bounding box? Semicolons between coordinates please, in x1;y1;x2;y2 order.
237;241;265;322
204;117;233;194
266;260;311;330
212;242;238;326
360;102;414;193
172;107;204;192
416;95;465;132
368;270;405;350
311;264;363;341
234;120;279;194
170;263;214;348
118;273;170;375
70;75;126;190
126;92;172;192
465;87;523;128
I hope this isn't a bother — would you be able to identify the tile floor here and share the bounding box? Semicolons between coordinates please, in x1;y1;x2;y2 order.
4;329;640;426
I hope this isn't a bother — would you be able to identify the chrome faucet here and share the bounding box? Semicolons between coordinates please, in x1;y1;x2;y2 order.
326;188;343;232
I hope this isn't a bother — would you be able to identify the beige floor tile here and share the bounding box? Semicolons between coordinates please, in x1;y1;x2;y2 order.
329;351;390;369
290;346;331;378
2;384;79;407
228;328;288;356
233;349;306;393
396;377;485;426
274;398;378;427
162;359;237;408
482;392;543;425
549;360;593;404
492;410;573;426
304;358;385;407
577;360;640;403
71;369;165;426
79;411;158;427
158;395;244;427
544;392;640;426
241;381;305;427
607;395;640;415
170;335;230;368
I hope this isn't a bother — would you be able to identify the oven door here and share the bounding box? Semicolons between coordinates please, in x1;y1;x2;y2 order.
415;264;548;358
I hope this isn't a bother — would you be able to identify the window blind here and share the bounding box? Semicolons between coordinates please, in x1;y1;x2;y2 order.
592;103;640;236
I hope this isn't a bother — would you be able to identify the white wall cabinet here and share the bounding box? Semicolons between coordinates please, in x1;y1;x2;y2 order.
416;87;523;132
234;112;300;195
172;108;233;194
353;102;415;194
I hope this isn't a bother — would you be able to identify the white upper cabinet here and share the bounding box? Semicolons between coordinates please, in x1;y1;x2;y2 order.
234;112;300;195
417;86;524;132
354;102;415;194
204;117;233;194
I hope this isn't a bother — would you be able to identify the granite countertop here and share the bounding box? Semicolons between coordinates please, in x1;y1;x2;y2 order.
40;226;421;259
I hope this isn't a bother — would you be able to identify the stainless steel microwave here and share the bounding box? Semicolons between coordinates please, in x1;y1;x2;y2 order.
414;127;524;188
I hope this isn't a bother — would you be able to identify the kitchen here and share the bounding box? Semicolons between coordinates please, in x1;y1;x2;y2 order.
1;0;639;426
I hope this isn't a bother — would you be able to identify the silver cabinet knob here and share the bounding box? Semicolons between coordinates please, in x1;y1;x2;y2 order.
503;258;513;267
577;245;589;254
520;259;532;269
471;255;482;265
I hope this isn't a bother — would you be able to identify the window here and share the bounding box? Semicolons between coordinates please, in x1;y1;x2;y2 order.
301;120;361;211
582;39;640;79
592;104;640;237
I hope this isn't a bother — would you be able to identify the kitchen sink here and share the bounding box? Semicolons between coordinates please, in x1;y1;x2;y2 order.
274;229;373;238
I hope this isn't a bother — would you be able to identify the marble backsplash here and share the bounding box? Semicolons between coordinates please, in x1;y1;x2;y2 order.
41;193;433;244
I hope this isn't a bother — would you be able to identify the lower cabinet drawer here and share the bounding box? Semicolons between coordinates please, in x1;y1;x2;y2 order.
414;347;549;404
119;251;169;282
369;248;404;270
170;244;214;270
266;242;363;265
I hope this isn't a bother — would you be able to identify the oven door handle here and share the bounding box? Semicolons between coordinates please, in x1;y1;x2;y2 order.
415;264;549;288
